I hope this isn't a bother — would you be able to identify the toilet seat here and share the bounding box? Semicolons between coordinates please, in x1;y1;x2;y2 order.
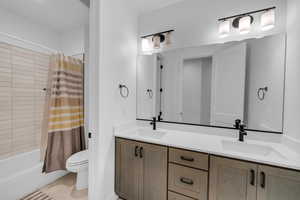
67;150;88;167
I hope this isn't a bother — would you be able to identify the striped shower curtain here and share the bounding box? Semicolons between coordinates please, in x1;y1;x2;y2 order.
43;54;85;173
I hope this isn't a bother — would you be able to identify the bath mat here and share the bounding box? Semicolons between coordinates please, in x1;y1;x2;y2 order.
20;190;53;200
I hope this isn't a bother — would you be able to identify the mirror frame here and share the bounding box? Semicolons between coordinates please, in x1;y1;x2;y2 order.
136;34;287;135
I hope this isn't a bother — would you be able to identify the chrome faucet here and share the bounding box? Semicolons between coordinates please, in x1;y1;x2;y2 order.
150;117;156;130
238;124;247;142
234;119;247;142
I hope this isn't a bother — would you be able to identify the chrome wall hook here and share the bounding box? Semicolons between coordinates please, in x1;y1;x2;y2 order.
257;86;268;101
119;84;129;98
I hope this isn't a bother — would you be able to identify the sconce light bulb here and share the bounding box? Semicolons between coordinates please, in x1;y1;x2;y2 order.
261;9;275;31
153;35;161;49
142;37;152;52
239;16;251;34
219;20;230;38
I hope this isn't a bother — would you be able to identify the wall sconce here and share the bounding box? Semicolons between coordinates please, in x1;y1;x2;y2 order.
261;9;275;31
218;7;276;37
141;30;174;51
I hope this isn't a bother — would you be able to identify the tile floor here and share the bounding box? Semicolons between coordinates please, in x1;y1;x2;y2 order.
40;173;88;200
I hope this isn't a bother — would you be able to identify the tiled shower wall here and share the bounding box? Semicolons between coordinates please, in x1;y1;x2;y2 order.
0;42;50;159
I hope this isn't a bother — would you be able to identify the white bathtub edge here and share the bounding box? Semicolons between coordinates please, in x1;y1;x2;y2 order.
0;162;68;200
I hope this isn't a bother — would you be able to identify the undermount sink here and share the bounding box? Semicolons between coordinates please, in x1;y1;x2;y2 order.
135;129;167;139
222;140;286;159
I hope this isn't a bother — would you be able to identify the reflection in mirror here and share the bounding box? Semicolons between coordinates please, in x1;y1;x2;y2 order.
137;34;286;133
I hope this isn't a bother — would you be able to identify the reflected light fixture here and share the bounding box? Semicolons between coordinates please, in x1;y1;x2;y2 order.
261;9;275;31
153;35;162;49
239;16;252;34
219;20;230;38
141;30;174;51
165;32;172;46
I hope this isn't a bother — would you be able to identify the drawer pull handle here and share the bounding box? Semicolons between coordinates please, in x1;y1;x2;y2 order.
250;169;255;186
180;177;194;185
180;156;194;162
134;146;139;157
260;172;266;189
139;147;144;158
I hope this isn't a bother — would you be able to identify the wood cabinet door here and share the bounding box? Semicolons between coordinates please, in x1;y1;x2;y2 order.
140;142;168;200
209;156;257;200
257;165;300;200
115;138;141;200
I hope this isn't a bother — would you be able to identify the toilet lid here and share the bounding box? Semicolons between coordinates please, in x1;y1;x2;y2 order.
67;150;88;166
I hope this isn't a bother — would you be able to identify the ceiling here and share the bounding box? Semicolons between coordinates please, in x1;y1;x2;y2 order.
134;0;185;14
0;0;89;33
0;0;184;33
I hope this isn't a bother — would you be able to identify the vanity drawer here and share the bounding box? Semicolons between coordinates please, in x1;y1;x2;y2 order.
169;148;208;170
168;191;195;200
168;163;208;200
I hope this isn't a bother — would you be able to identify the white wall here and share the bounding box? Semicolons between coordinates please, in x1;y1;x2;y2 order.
88;0;138;199
139;0;286;51
60;26;86;56
0;7;60;53
284;0;300;140
0;6;87;56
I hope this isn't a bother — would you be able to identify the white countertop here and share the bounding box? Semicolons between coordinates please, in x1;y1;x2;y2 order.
115;127;300;171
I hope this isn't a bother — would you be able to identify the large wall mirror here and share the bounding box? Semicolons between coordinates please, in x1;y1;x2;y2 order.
137;34;286;133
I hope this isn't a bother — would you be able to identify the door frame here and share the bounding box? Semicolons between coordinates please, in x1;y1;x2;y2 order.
178;53;214;123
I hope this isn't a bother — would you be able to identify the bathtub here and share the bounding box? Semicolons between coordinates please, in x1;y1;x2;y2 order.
0;149;67;200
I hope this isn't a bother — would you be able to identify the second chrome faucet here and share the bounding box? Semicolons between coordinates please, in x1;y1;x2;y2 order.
234;119;247;142
150;117;156;130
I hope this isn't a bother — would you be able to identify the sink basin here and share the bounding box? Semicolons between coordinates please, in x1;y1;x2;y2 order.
135;129;167;139
222;140;286;159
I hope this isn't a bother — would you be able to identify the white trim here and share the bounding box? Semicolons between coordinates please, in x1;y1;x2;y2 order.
0;31;59;54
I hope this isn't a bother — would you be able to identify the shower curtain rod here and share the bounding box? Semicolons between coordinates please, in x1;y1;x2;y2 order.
0;31;59;53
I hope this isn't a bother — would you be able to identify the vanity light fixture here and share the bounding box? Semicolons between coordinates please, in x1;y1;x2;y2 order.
219;20;230;38
261;9;275;31
218;7;276;37
141;30;174;51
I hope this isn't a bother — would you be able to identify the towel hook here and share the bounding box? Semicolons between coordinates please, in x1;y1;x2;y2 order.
119;84;129;98
257;86;268;101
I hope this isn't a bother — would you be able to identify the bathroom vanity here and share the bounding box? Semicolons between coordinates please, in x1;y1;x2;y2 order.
115;128;300;200
125;12;300;200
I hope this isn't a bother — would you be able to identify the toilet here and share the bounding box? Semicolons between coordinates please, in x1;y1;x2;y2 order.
66;150;88;190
